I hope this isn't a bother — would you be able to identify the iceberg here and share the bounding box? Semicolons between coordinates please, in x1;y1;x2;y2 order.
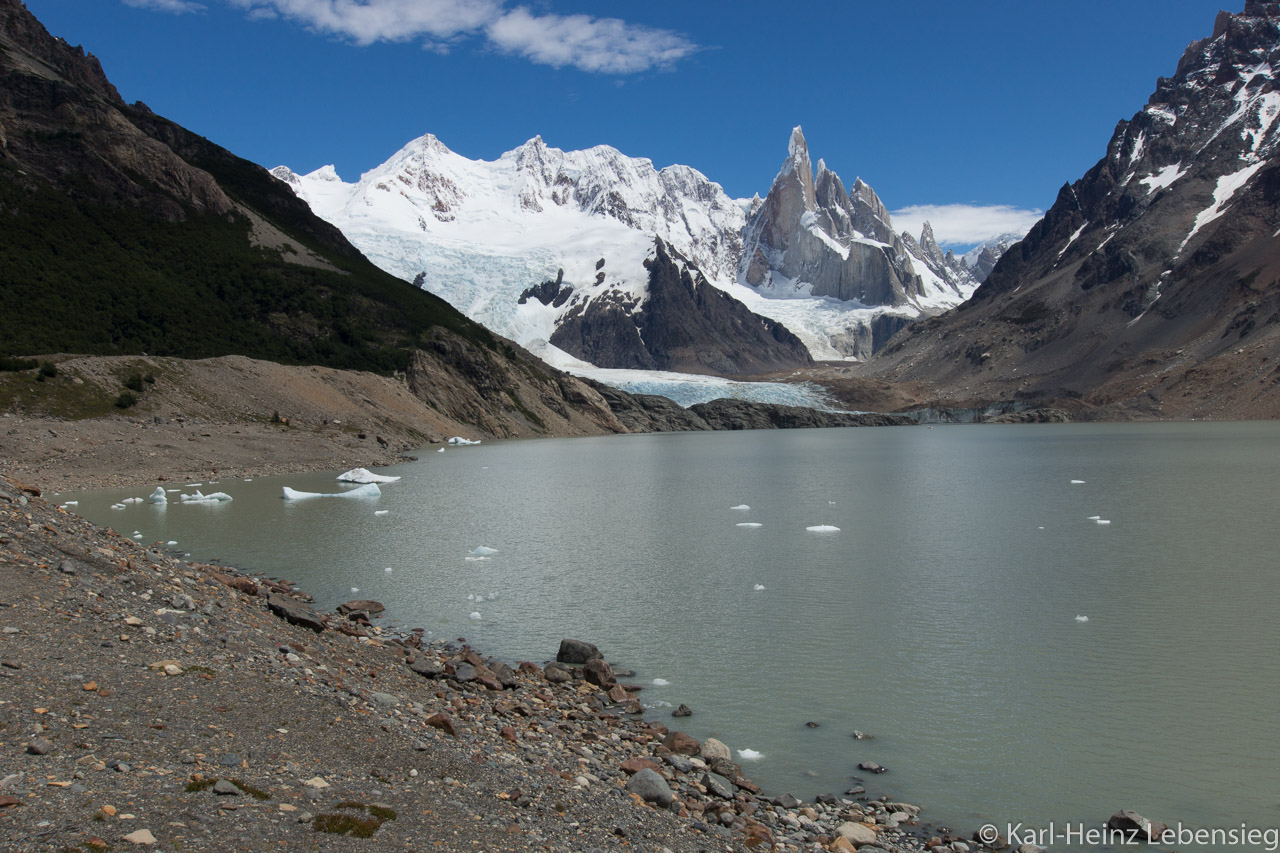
806;525;841;533
737;749;765;761
447;436;481;445
178;490;233;503
1076;615;1090;622
281;483;381;500
469;546;499;557
1071;479;1086;484
753;584;766;591
469;611;482;620
148;487;167;504
374;510;389;516
736;522;763;529
337;467;401;484
730;504;751;511
652;678;670;687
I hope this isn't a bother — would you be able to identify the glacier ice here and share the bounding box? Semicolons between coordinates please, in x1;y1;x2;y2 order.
469;611;482;620
737;749;764;761
374;510;389;516
731;504;750;511
469;546;499;557
737;522;763;528
1076;615;1090;622
178;490;233;503
753;584;766;591
652;678;670;687
148;487;167;504
281;483;380;500
806;525;841;533
448;437;481;446
337;467;401;484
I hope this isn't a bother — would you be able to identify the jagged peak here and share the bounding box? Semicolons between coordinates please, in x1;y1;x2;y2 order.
788;126;809;160
920;221;937;245
305;164;343;183
815;157;829;177
269;165;299;184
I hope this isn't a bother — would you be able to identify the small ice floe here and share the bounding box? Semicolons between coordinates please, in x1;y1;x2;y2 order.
466;594;476;601
1095;519;1111;525
374;510;389;516
1087;515;1101;520
465;556;489;562
148;487;167;504
132;531;143;539
828;501;836;505
166;488;181;493
652;678;670;687
736;522;763;529
384;567;393;573
730;504;751;511
184;483;202;488
178;490;233;503
806;525;841;533
244;478;253;482
61;500;78;507
753;584;766;591
337;467;401;484
1038;526;1045;530
350;587;359;593
437;448;445;453
448;436;482;446
110;503;125;510
737;749;765;761
1071;480;1086;484
469;546;499;557
487;592;499;601
469;611;482;620
1076;615;1090;622
281;483;380;500
122;497;144;504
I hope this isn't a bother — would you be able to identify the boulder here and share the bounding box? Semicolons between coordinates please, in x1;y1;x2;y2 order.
702;771;735;799
625;768;673;807
699;737;730;762
837;821;879;846
1107;809;1167;843
338;599;384;616
857;760;887;774
583;657;616;687
620;757;661;775
661;730;700;755
672;703;692;718
543;664;572;684
408;657;444;678
490;661;518;688
556;638;602;664
425;713;459;738
266;593;325;633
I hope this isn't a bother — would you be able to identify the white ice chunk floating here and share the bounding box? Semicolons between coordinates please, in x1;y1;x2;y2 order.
110;504;125;510
487;592;499;600
469;611;482;620
469;546;499;557
61;500;78;507
384;567;393;572
806;525;841;533
736;522;763;528
167;541;178;546
184;483;202;487
737;749;765;761
448;436;482;445
464;556;490;562
730;504;751;511
178;490;233;503
166;488;181;493
337;467;401;484
1096;519;1111;525
466;594;476;601
122;497;143;504
281;483;380;500
652;678;670;686
148;487;167;504
374;510;389;516
1071;480;1085;484
753;584;766;591
1076;615;1090;622
350;587;359;593
1087;515;1101;520
437;448;445;453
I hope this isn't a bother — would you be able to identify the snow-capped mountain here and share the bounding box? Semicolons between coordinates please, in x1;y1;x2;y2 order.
275;128;980;371
867;0;1280;419
960;233;1022;282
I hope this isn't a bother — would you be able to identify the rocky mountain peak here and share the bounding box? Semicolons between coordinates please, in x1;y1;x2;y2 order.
0;0;122;106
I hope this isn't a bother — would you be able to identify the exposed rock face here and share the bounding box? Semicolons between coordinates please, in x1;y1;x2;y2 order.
550;239;814;376
741;127;925;307
865;1;1280;420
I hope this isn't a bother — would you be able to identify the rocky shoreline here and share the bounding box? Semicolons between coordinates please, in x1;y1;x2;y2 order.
1;474;1009;852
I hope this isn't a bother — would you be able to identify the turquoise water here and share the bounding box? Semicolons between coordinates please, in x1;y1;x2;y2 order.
63;422;1280;849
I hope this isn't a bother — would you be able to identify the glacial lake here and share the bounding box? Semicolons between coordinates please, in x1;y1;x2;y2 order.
63;422;1280;850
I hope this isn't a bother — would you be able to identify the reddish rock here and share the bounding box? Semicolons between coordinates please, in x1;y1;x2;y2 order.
425;713;459;737
338;599;384;616
662;730;700;755
517;662;541;674
583;657;616;688
499;726;517;743
0;795;20;808
620;757;661;775
606;684;630;703
475;674;505;692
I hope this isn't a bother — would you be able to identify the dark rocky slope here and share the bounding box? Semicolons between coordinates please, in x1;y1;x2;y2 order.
864;1;1280;420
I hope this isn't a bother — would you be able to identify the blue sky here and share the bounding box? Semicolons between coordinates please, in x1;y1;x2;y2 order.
25;0;1230;246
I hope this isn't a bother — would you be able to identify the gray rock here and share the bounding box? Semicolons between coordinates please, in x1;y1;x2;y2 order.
218;753;242;767
212;780;240;796
543;664;572;684
26;738;51;755
671;703;692;718
857;761;887;774
409;658;443;678
451;663;477;683
556;639;601;665
836;820;879;845
371;692;398;707
58;560;76;575
701;771;735;800
266;593;325;633
699;737;730;763
773;793;802;809
625;768;673;808
664;753;693;774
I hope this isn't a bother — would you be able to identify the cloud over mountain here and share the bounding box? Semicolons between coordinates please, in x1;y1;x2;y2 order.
890;203;1043;247
131;0;700;73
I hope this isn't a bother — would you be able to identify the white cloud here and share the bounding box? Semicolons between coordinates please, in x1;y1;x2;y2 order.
123;0;206;12
192;0;697;73
486;7;698;74
891;204;1043;247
